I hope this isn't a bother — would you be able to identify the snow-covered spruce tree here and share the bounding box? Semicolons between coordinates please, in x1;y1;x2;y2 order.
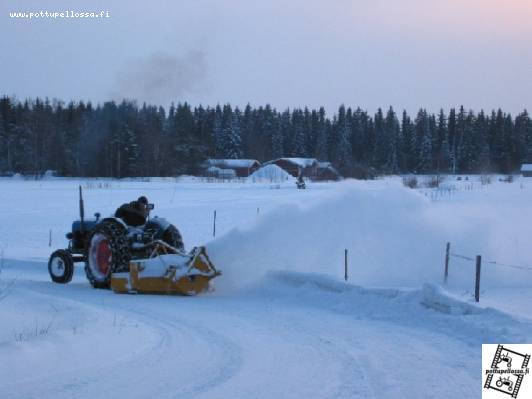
446;108;457;174
515;110;532;163
314;107;328;161
193;105;207;146
418;131;433;173
440;133;452;173
504;113;516;172
373;107;399;173
307;109;319;159
401;110;416;172
212;105;223;158
457;111;478;173
416;109;432;173
76;109;94;176
352;108;372;168
212;104;243;160
123;125;140;176
332;105;353;174
0;113;8;172
221;104;234;158
270;114;284;159
25;99;45;175
171;102;209;175
240;104;255;159
222;109;243;159
490;109;511;173
473;110;490;172
61;102;81;176
372;108;386;171
453;106;470;173
291;109;307;157
384;107;399;173
303;107;314;157
434;109;450;173
259;104;280;161
277;109;291;159
110;100;142;177
135;104;166;176
524;111;532;162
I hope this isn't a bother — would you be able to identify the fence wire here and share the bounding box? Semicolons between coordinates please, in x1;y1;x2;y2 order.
450;253;476;262
450;251;532;272
485;260;532;271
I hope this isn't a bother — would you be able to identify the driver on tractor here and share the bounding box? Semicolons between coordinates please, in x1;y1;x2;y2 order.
115;196;154;226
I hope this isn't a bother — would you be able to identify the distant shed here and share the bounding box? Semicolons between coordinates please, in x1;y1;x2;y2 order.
521;164;532;177
313;162;341;181
201;159;261;178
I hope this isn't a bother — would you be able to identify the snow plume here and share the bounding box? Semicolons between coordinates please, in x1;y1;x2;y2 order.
208;181;531;292
111;51;207;105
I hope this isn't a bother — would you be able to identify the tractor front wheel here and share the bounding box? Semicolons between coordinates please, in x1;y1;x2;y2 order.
48;249;74;284
85;221;130;289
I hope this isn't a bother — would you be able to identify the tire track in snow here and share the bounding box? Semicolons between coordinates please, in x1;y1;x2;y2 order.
0;286;166;399
183;298;374;399
103;300;244;399
7;282;244;399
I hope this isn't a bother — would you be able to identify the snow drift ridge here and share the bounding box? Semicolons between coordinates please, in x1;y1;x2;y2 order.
246;271;532;345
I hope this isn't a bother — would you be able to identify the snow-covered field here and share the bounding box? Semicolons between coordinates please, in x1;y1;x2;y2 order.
1;176;531;398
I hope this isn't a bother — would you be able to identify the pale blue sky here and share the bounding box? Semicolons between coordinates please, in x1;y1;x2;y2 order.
1;0;531;114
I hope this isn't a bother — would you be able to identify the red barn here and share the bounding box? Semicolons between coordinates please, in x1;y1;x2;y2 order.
314;162;341;181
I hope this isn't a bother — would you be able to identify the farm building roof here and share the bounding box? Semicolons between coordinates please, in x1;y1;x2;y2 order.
267;158;318;168
203;159;260;169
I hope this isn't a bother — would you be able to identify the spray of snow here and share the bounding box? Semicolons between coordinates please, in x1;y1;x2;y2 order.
208;180;532;292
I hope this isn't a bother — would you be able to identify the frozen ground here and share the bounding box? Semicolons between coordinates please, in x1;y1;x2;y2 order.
1;176;531;398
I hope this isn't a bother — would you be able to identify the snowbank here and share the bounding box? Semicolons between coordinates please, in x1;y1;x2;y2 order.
242;271;532;345
420;283;483;315
248;164;293;183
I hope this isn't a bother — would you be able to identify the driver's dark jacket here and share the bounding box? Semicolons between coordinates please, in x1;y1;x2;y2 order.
115;201;147;226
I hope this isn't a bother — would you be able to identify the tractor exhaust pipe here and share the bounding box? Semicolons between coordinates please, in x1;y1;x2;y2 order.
79;185;85;234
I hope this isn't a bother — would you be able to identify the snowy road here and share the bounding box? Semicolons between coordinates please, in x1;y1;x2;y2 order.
3;262;528;398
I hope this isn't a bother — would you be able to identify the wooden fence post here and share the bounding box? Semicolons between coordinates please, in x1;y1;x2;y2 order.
344;249;348;282
444;242;450;284
475;255;482;302
213;210;217;237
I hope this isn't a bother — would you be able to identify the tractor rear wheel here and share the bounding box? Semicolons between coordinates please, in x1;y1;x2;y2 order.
48;249;74;284
85;221;130;289
163;224;184;251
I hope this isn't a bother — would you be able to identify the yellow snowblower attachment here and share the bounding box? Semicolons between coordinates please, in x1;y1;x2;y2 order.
111;244;221;295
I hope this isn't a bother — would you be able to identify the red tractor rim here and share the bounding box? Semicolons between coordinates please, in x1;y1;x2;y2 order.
96;239;112;275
